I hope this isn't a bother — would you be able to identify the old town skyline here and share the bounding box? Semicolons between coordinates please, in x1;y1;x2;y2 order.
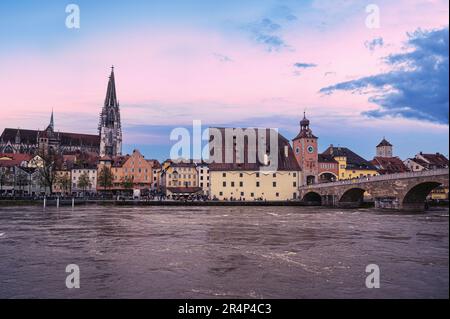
0;1;448;161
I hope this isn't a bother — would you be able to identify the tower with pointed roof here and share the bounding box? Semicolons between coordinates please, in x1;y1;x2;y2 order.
99;66;122;157
292;112;319;185
376;138;393;157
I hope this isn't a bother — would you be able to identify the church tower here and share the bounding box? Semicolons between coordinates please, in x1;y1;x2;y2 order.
292;112;319;185
99;67;122;157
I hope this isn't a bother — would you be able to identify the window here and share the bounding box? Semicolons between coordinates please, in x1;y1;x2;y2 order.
256;173;260;178
239;173;243;178
293;173;296;177
240;192;244;196
219;192;223;196
223;181;226;187
293;182;297;187
256;182;260;187
273;173;276;178
273;182;277;187
231;182;235;187
239;181;243;187
200;182;203;187
276;193;279;197
222;173;226;177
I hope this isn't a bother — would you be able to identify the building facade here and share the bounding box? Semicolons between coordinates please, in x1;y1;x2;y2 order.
209;128;301;201
196;162;210;196
322;145;379;180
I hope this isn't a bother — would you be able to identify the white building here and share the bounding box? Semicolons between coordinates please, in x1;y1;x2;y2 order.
196;162;210;196
71;167;98;196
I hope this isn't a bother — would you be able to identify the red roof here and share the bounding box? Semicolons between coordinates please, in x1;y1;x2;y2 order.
208;128;300;172
371;157;409;174
0;153;32;167
419;153;449;168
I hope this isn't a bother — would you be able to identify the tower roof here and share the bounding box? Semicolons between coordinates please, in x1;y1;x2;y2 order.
300;112;310;127
377;138;392;147
104;66;118;107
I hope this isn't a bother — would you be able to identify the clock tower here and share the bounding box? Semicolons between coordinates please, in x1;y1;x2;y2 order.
292;112;319;185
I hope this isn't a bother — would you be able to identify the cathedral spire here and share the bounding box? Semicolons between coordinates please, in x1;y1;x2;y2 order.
99;66;122;157
49;109;54;130
104;66;118;107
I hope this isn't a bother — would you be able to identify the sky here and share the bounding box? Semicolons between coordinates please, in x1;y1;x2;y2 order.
0;0;448;161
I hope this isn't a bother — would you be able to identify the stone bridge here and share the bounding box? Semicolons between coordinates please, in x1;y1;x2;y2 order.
299;169;448;211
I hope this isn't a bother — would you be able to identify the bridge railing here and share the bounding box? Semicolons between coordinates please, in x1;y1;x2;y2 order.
300;168;449;189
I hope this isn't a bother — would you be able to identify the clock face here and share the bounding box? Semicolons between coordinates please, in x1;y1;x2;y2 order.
307;145;315;154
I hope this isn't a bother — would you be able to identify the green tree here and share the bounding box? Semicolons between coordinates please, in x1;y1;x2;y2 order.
98;166;114;192
56;173;71;194
77;172;92;195
121;176;134;194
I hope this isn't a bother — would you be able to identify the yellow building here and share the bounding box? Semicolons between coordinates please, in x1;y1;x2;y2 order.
208;128;301;201
429;186;449;200
160;160;202;197
210;170;299;201
322;146;379;180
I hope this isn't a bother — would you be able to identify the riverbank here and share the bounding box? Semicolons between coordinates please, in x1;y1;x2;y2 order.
1;199;447;209
0;199;315;207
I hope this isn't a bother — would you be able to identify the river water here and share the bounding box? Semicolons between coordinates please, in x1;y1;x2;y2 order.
0;205;448;299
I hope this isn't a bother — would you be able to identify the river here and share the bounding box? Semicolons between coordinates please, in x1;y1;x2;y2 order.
0;205;448;298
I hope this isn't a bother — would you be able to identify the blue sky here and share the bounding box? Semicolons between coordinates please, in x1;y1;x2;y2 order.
0;0;448;161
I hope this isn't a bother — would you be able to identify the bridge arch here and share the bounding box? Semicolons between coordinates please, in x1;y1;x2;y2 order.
402;181;443;210
302;191;322;205
318;172;338;183
339;187;366;205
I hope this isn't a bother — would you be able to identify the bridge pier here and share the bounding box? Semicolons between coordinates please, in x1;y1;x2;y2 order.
321;195;338;207
374;197;400;210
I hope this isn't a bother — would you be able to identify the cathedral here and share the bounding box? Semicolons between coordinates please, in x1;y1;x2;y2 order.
0;67;123;157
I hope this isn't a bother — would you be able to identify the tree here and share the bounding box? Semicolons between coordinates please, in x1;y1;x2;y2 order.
15;170;29;194
0;168;12;194
98;166;114;192
121;176;134;194
56;173;71;194
37;150;59;195
77;172;91;195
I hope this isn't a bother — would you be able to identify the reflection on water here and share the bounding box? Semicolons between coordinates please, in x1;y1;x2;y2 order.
0;205;448;298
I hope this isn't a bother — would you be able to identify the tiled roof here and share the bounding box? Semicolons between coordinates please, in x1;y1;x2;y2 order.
419;153;449;168
318;154;338;163
1;128;100;147
0;153;32;167
1;129;39;144
208;128;300;172
322;146;377;170
371;156;409;174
